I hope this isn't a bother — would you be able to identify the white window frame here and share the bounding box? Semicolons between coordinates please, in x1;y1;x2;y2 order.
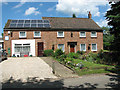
19;31;26;38
91;31;97;37
80;44;86;51
57;44;65;52
91;43;97;51
34;31;41;37
57;31;64;37
80;31;86;37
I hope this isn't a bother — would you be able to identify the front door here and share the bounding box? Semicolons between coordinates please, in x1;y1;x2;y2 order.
38;42;44;57
70;44;75;53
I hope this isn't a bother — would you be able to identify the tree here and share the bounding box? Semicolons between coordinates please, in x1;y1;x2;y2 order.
106;1;120;87
102;26;114;50
1;33;3;37
105;1;120;52
72;14;76;18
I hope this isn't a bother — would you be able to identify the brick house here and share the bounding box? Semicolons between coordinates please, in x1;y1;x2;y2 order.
3;13;103;57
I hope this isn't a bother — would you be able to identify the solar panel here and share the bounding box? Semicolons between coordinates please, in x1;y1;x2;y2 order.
44;20;49;23
44;24;50;27
9;24;16;27
38;24;44;27
31;24;36;27
17;24;23;27
9;19;51;28
38;20;43;23
25;20;30;23
18;20;24;24
24;24;30;27
11;20;18;23
31;20;37;23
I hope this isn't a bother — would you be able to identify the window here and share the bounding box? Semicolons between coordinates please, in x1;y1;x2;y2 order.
91;44;97;51
91;31;97;37
14;44;30;53
80;44;86;51
34;31;41;37
57;31;64;37
80;32;86;37
19;31;26;38
14;44;22;52
58;44;65;52
23;44;30;52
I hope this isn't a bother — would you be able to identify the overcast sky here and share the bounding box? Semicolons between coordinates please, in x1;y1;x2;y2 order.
0;0;111;37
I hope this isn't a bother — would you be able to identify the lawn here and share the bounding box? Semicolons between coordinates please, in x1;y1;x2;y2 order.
56;58;114;76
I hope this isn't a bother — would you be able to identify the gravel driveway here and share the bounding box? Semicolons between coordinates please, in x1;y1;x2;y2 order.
1;57;57;82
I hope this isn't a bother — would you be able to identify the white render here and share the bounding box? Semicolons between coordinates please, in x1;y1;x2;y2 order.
12;39;35;57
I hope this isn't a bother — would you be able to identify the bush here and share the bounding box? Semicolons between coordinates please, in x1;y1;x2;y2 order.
58;54;67;62
77;51;85;55
54;49;64;58
43;49;54;56
67;52;79;59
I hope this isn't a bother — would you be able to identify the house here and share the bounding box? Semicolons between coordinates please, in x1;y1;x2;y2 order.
3;12;103;57
0;36;4;51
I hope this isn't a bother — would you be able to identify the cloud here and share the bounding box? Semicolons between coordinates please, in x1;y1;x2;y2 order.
56;0;109;17
25;7;41;15
39;3;43;6
96;19;109;27
94;12;100;17
13;0;27;8
47;5;56;12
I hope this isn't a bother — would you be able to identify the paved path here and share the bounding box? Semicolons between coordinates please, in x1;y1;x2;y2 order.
1;57;57;82
40;57;78;78
1;57;119;88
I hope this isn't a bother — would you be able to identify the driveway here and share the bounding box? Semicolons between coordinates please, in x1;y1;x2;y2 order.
1;57;57;82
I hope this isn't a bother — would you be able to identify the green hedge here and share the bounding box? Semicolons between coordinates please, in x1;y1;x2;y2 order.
43;49;54;56
54;49;64;58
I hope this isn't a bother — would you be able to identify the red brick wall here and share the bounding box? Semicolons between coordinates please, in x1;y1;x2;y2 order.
3;30;103;56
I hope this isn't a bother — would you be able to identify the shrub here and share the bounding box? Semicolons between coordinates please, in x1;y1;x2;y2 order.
77;50;85;55
54;49;64;58
67;53;79;59
43;49;54;56
59;54;67;62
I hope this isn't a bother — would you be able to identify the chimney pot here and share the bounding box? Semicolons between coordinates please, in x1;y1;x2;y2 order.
88;11;92;19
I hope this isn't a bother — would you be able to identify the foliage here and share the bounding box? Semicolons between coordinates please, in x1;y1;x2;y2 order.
77;50;85;55
43;49;54;56
105;1;120;65
67;52;79;59
102;26;114;50
58;54;67;63
54;49;64;58
72;13;76;18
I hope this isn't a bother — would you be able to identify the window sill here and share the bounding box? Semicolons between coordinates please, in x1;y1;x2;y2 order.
34;37;41;39
91;50;97;52
80;37;86;38
57;37;64;38
91;36;97;38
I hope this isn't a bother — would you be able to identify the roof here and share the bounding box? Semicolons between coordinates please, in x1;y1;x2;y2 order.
4;17;102;31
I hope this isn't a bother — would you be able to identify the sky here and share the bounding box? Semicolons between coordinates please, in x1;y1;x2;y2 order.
0;0;112;37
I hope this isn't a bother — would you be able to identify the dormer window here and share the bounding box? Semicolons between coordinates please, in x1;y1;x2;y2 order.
57;31;64;37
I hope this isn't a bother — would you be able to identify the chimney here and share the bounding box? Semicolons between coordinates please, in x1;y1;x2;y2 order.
88;11;92;19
